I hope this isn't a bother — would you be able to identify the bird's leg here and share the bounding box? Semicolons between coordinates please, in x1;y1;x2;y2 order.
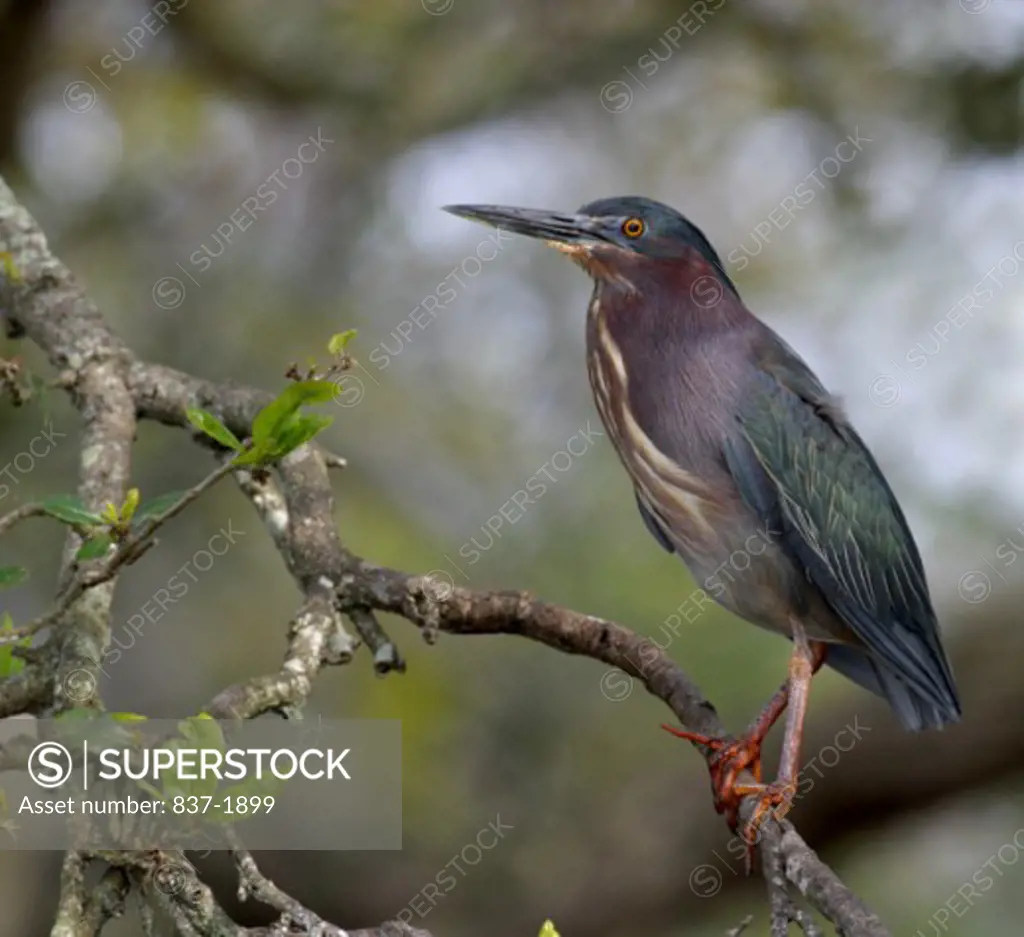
733;624;825;848
661;639;827;829
740;636;829;754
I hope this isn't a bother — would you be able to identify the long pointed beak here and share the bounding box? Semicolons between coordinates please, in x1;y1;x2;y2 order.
442;204;608;247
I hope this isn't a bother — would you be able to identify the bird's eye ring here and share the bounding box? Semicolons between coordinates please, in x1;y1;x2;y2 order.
622;217;645;238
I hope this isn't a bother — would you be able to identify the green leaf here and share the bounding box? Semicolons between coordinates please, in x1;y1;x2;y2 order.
0;252;20;283
186;408;243;451
172;715;225;797
178;714;225;752
250;399;296;447
273;414;333;457
54;707;96;723
230;443;271;467
251;381;336;447
0;613;27;678
292;380;341;406
0;567;28;589
0;649;21;679
233;414;333;467
133;491;186;525
76;534;112;561
121;488;140;522
328;329;357;356
538;922;561;937
40;495;103;527
110;712;148;723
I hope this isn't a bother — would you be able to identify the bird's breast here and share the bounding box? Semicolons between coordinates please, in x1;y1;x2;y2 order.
586;305;724;553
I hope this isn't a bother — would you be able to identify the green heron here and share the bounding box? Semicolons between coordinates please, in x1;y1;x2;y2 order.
444;196;961;844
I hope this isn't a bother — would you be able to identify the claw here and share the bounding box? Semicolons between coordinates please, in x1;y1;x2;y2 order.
661;724;798;873
733;778;798;870
660;724;764;828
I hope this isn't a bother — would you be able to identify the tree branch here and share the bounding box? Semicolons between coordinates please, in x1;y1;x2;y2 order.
80;868;130;936
0;171;891;936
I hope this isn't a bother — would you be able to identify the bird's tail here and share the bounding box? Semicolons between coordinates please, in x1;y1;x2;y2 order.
824;645;961;731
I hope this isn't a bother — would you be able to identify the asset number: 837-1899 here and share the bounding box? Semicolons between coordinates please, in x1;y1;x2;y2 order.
170;795;275;815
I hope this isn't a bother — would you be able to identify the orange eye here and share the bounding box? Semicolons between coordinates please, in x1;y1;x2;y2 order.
622;217;645;238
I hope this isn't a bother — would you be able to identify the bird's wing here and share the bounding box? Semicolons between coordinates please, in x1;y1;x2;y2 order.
723;339;959;714
635;492;675;553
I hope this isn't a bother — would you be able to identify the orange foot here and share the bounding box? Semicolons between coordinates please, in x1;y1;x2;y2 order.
662;725;798;870
732;778;797;846
660;725;764;828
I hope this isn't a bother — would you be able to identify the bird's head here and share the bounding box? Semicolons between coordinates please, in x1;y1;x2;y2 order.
443;195;736;294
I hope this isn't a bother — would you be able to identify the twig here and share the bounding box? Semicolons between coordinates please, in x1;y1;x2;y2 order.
49;851;90;937
0;458;236;646
771;824;887;936
138;895;157;937
130;456;239;543
765;840;795;937
0;543;153;647
763;839;824;935
794;907;825;937
232;838;348;936
0;502;47;537
205;593;354;719
80;868;130;936
231;463;293;554
348;606;405;674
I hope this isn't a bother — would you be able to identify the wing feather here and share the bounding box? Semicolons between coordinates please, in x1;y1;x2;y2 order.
725;352;959;718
